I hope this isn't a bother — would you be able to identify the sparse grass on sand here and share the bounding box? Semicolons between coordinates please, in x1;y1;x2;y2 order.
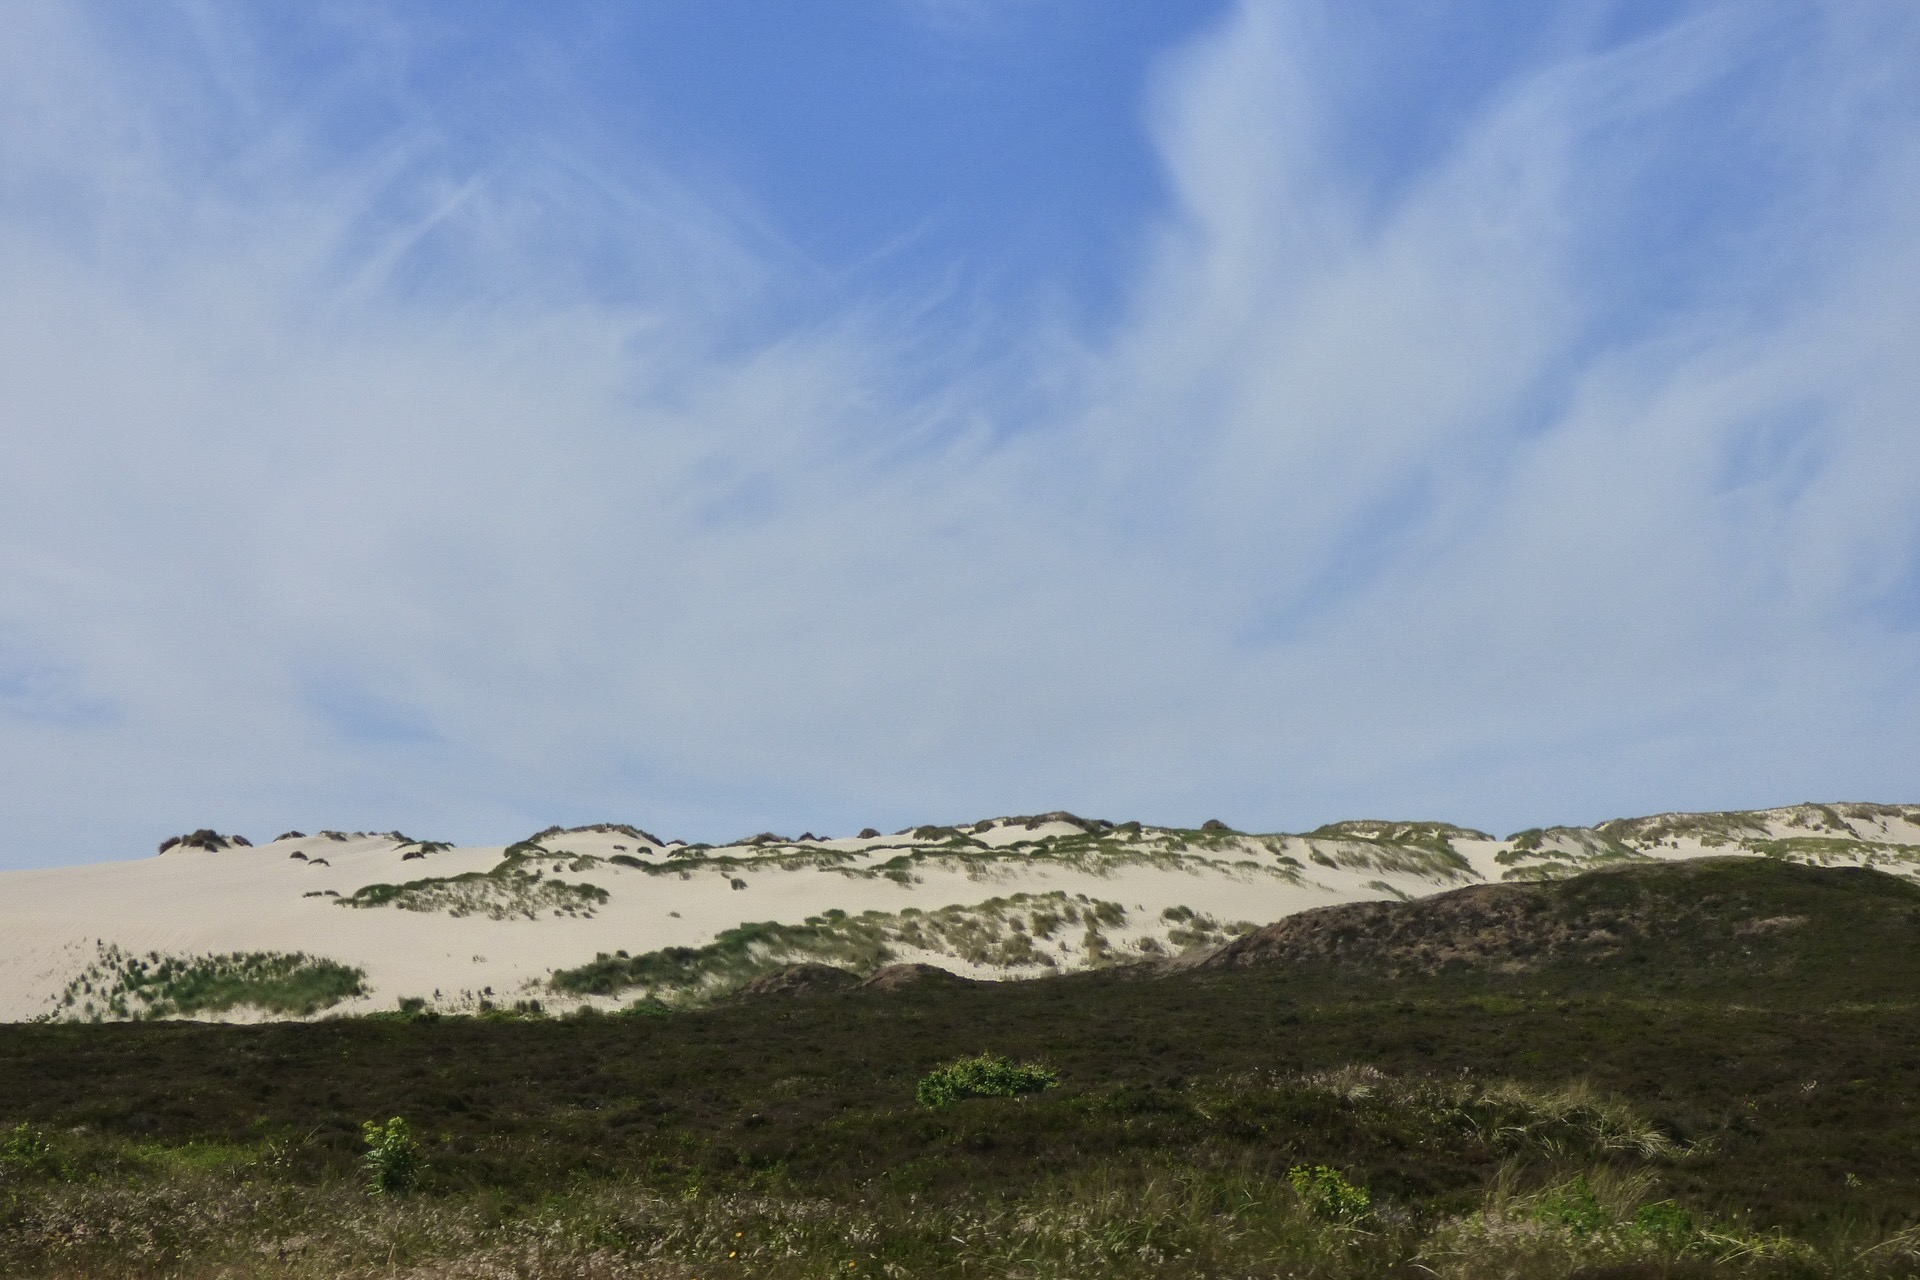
337;842;609;921
41;946;365;1021
550;892;1143;1002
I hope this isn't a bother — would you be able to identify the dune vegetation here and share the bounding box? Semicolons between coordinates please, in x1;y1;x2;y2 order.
41;945;366;1022
337;842;610;921
550;892;1133;1000
548;892;1261;1003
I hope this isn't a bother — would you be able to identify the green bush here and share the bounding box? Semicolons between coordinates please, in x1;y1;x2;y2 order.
1;1122;56;1178
360;1117;421;1195
916;1053;1059;1108
1532;1174;1609;1236
1631;1199;1695;1245
2;1122;46;1162
1287;1164;1371;1222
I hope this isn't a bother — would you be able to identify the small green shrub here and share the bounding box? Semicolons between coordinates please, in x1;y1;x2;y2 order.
0;1121;70;1183
917;1053;1059;1108
1;1122;52;1171
361;1117;421;1195
1532;1175;1609;1235
1287;1164;1371;1222
2;1122;46;1160
1630;1199;1694;1245
617;998;674;1017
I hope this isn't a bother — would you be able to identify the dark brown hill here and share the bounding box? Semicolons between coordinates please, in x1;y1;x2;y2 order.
1183;855;1920;1000
733;963;860;998
858;962;978;992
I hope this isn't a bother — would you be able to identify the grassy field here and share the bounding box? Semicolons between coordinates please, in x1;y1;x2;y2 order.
5;858;1920;1277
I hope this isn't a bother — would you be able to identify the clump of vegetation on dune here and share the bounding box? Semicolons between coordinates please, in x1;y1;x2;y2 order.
623;823;1308;886
638;842;864;877
851;820;1480;888
1497;805;1920;883
337;872;608;920
550;891;1144;1002
1746;835;1920;870
1600;802;1920;849
1306;820;1491;873
838;823;1338;885
526;821;667;846
1597;809;1779;849
393;838;452;862
337;842;609;920
484;813;1494;892
1497;825;1645;880
41;945;365;1021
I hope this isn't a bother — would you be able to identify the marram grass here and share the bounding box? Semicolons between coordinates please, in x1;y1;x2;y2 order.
42;945;365;1021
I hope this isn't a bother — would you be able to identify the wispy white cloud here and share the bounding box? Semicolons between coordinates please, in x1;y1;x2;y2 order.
1069;0;1920;815
0;0;1916;866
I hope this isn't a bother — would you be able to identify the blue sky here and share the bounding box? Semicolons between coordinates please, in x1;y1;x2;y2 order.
2;1;1918;867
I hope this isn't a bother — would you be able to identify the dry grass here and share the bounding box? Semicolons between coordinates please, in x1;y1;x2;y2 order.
6;1134;1912;1279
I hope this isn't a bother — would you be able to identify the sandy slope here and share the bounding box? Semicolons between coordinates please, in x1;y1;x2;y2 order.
2;803;1916;1021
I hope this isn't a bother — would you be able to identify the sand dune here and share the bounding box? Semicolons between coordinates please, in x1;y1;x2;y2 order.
3;803;1915;1021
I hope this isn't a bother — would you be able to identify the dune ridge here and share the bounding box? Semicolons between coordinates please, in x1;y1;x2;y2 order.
3;802;1916;1021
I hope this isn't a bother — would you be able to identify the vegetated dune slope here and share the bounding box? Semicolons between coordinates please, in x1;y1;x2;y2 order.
2;802;1916;1021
